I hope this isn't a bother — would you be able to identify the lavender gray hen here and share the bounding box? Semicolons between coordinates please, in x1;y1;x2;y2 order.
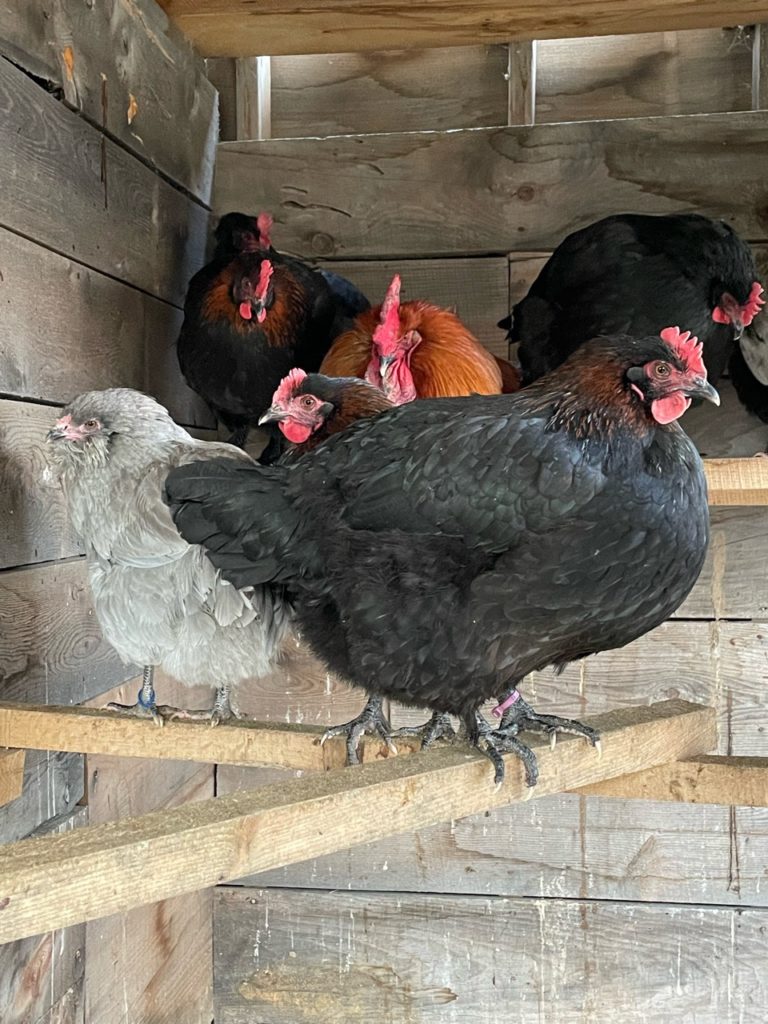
165;330;717;784
47;389;291;723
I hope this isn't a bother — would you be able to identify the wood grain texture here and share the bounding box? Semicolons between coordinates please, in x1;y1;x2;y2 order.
84;680;214;1024
0;751;84;846
0;560;135;706
0;750;24;808
213;886;768;1023
537;28;754;123
270;46;509;137
705;458;768;504
507;40;536;125
319;257;510;355
0;56;208;307
0;0;217;201
214;111;768;259
158;0;768;57
236;57;271;140
0;701;715;943
206;57;238;142
578;754;768;805
0;808;87;1024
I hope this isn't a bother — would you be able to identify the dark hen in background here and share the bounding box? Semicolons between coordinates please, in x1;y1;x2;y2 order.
501;213;764;409
166;327;716;786
176;211;369;460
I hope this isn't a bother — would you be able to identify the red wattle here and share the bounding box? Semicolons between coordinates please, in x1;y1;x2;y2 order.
651;393;691;424
239;302;253;320
279;421;313;444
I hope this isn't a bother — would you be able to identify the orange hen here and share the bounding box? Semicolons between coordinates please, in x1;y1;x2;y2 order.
320;274;511;403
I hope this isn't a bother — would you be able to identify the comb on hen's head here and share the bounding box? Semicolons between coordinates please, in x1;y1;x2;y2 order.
273;368;308;407
744;282;766;326
256;260;274;301
372;274;403;354
256;212;274;250
659;326;707;377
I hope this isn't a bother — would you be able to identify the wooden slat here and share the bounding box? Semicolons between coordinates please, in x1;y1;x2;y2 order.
0;56;208;307
0;0;217;202
214;111;768;259
206;57;238;142
270;47;509;138
577;754;768;805
0;751;84;846
0;230;213;427
0;561;135;706
0;807;87;1024
0;749;25;807
84;678;214;1024
235;57;271;140
320;257;510;356
213;887;768;1023
0;701;715;943
754;23;768;109
537;29;754;123
507;40;536;125
157;0;768;57
705;458;768;504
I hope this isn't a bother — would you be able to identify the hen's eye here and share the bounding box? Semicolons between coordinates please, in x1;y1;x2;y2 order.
84;419;99;429
654;363;671;378
301;397;315;408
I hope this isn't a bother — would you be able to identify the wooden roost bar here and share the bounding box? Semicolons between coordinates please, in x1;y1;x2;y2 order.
3;0;768;1020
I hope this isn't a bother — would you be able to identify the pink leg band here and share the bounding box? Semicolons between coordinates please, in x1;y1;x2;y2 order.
491;688;521;719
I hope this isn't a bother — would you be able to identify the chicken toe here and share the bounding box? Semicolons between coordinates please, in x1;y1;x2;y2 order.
320;696;396;765
392;712;456;749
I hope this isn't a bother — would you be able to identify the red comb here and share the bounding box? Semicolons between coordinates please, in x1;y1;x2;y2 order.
659;326;706;377
743;282;765;326
372;274;402;353
273;367;307;406
256;211;274;250
256;260;274;302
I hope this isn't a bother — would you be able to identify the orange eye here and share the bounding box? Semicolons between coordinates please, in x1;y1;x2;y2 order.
654;362;671;378
84;419;99;429
301;396;315;408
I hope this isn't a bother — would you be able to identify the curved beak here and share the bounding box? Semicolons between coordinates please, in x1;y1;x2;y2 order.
46;426;67;442
689;379;720;406
258;405;286;425
732;318;745;342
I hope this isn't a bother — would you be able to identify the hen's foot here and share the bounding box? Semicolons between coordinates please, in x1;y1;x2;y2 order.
164;687;241;727
105;668;167;726
467;711;540;788
497;691;600;754
393;712;456;749
320;696;396;765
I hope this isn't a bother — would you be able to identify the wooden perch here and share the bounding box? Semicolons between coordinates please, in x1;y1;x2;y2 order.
0;700;714;943
157;0;768;57
0;749;25;807
575;754;768;807
704;458;768;505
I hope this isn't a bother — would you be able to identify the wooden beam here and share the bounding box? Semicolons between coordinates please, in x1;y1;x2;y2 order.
0;750;25;807
704;457;768;505
235;56;271;140
575;754;768;806
754;23;768;110
157;1;768;58
0;701;420;772
507;40;536;126
0;700;715;943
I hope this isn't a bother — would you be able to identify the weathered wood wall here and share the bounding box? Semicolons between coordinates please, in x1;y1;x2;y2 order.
0;3;216;1021
211;39;768;1021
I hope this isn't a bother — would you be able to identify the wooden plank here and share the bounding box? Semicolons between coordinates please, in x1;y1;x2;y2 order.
84;676;214;1024
0;701;716;943
577;754;768;805
0;560;135;706
213;887;768;1024
157;0;768;57
507;40;536;125
0;750;24;808
0;56;208;307
0;0;217;202
270;47;509;138
235;57;271;140
0;807;87;1024
0;751;84;846
206;57;238;142
214;110;768;259
754;23;768;109
537;29;753;124
320;257;510;356
705;458;768;504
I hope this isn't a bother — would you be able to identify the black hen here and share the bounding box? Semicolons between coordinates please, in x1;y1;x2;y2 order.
165;328;716;787
502;213;764;405
177;212;350;459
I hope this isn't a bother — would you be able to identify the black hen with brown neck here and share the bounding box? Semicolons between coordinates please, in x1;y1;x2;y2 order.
502;213;764;411
177;211;343;459
165;327;717;787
